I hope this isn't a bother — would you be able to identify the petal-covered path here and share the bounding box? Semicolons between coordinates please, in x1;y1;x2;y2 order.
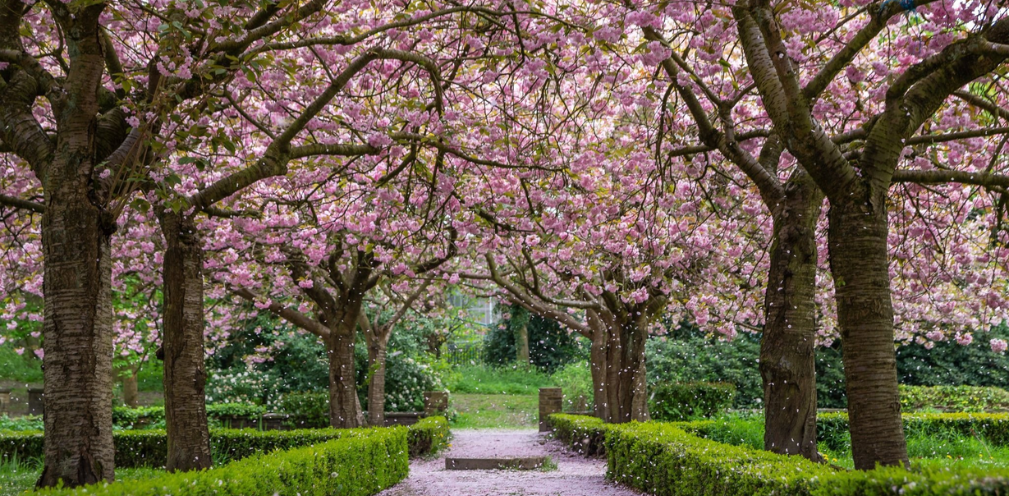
378;430;642;496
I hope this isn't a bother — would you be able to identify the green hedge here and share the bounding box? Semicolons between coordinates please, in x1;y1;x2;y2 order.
406;416;450;457
648;382;736;421
554;415;1009;496
2;417;449;466
549;413;607;456
111;404;267;429
605;421;832;496
899;385;1009;413
0;428;355;467
34;426;408;496
818;412;1009;452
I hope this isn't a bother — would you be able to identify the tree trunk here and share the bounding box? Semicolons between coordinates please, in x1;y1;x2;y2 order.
328;326;364;428
586;311;609;420
121;368;139;408
761;173;824;461
366;330;391;426
36;7;117;481
602;313;648;423
37;180;116;487
515;320;530;364
829;199;908;469
159;211;212;472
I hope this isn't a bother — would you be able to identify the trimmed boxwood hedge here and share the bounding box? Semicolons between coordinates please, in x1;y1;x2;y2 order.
550;413;608;456
406;416;450;457
111;404;267;429
34;426;408;496
552;414;1009;496
0;416;450;466
818;412;1009;452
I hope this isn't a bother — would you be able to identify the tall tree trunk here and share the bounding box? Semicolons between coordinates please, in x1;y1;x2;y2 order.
602;314;648;423
121;367;139;408
36;6;117;483
328;324;364;428
622;320;649;422
37;182;116;487
159;211;212;472
829;200;908;469
761;173;824;461
366;330;391;426
515;320;530;364
586;311;609;420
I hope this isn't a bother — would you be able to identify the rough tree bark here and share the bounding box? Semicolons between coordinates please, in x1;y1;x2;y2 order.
828;195;908;468
31;3;117;487
159;211;213;471
513;305;531;364
365;328;391;426
328;319;364;429
760;172;824;461
586;310;610;420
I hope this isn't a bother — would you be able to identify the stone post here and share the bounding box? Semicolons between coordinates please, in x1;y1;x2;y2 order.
424;391;449;416
27;387;44;416
539;387;562;432
0;388;10;415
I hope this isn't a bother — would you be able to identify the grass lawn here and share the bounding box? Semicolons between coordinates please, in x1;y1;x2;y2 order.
451;393;538;429
695;415;1009;471
0;463;160;496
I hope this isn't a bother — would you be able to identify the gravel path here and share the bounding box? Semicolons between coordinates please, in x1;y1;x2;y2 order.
378;430;642;496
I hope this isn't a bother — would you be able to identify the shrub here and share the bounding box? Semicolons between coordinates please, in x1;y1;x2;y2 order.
406;416;450;457
354;347;447;413
549;413;607;456
33;427;409;496
648;382;736;421
111;404;267;429
280;391;330;428
0;427;377;467
552;362;594;412
817;412;1009;452
900;385;1009;413
0;414;43;432
605;421;831;496
596;416;1009;496
483;304;585;373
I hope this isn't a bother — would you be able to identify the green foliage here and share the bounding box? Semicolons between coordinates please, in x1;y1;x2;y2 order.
900;385;1009;413
646;328;763;408
354;343;447;413
406;416;450;457
0;345;43;383
33;427;409;496
0;415;42;432
110;404;266;429
549;413;607;455
551;362;594;412
897;324;1009;388
592;416;1009;496
817;412;1009;453
446;364;554;395
0;426;406;468
482;306;584;373
646;325;850;409
648;382;736;421
279;392;330;428
605;420;831;496
812;465;1009;496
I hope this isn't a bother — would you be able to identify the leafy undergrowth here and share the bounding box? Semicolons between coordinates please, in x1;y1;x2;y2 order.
450;393;538;429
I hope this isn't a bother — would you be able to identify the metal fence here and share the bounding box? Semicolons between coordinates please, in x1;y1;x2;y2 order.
445;341;485;366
